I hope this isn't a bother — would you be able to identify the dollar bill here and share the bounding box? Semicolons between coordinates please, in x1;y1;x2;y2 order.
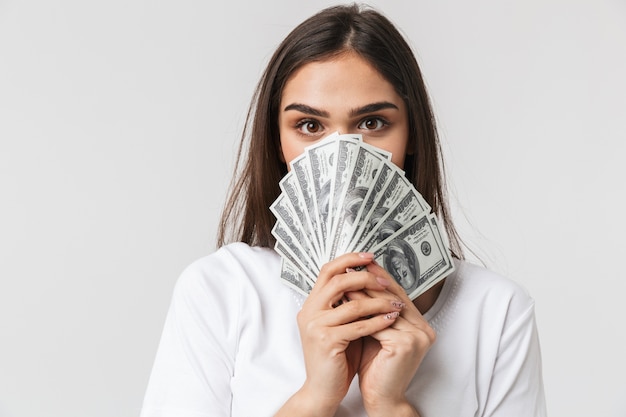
411;215;455;297
371;213;453;300
326;136;362;256
306;134;340;256
273;133;454;300
326;143;389;260
358;188;430;252
279;258;313;296
350;167;414;251
290;152;324;260
272;221;319;282
345;162;393;243
272;182;321;264
357;139;392;161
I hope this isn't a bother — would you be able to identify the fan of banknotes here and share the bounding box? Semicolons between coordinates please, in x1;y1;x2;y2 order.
271;132;455;300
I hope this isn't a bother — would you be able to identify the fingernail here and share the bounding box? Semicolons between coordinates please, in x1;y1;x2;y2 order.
391;300;406;309
376;276;390;287
385;311;400;320
358;252;374;259
346;267;356;273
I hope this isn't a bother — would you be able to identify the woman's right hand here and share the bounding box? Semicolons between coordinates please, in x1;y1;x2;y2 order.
275;252;404;417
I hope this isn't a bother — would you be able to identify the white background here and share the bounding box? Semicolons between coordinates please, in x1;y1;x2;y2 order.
1;1;625;416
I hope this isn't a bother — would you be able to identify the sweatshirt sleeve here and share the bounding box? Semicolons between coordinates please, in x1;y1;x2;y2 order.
483;299;547;417
140;255;240;417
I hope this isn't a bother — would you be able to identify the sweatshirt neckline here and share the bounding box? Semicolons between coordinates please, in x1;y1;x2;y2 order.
422;259;461;323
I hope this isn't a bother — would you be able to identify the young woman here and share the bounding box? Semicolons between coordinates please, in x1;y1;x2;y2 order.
140;5;546;417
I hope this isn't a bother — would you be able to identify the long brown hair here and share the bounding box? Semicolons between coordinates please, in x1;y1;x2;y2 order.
217;4;464;259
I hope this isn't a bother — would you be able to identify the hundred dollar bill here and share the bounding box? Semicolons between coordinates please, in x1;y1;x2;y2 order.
290;152;324;262
271;187;320;265
344;162;394;248
357;139;392;161
371;213;453;300
280;258;313;296
412;215;455;297
327;143;388;260
306;134;340;256
326;135;362;256
350;167;416;251
358;188;430;253
406;214;454;297
272;221;319;282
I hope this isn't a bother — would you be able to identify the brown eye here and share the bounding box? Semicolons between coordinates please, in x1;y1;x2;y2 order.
296;119;322;135
305;121;320;133
359;117;387;131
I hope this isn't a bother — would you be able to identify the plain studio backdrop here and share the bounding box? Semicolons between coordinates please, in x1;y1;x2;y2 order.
1;0;625;416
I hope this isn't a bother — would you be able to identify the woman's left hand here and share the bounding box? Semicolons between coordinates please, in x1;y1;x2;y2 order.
353;261;436;417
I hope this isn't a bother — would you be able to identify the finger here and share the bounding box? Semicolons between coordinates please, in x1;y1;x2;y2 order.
338;263;398;300
368;315;437;350
365;261;414;303
343;272;403;304
361;287;396;302
324;297;405;327
362;262;428;323
311;270;392;309
329;308;402;341
314;252;376;288
346;290;425;333
344;288;399;304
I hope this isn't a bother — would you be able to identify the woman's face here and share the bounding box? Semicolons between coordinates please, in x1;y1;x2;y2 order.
278;52;410;170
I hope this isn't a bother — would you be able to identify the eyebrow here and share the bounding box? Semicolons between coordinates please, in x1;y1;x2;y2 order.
283;101;399;118
283;103;329;117
350;101;399;116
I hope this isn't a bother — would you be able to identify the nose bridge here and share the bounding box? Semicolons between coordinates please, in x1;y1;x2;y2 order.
322;96;356;135
330;120;353;136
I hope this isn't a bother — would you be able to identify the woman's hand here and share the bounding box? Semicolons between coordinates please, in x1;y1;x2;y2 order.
276;252;404;417
355;261;436;417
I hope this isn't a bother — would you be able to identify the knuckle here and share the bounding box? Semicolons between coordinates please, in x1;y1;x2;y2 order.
409;325;437;348
350;319;367;335
327;277;341;292
395;342;414;357
424;325;437;344
319;262;332;276
343;300;362;316
316;327;330;342
297;311;317;332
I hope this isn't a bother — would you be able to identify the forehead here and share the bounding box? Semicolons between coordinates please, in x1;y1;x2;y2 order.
280;52;400;107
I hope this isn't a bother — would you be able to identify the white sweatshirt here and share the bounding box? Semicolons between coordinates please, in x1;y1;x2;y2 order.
141;242;546;417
